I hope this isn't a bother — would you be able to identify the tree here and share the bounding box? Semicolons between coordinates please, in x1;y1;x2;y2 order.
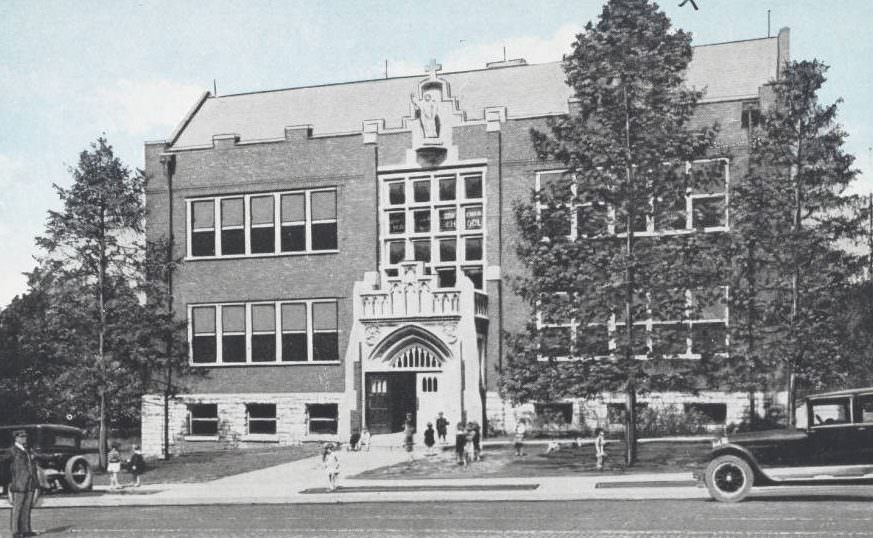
727;60;863;423
35;137;146;468
501;0;719;464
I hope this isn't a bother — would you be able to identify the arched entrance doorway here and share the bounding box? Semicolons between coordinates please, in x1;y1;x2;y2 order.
364;326;450;434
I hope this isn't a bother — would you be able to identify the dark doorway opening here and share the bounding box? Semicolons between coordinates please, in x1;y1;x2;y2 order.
365;372;417;434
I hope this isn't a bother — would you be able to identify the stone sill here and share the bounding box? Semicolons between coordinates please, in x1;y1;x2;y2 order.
240;434;280;443
183;435;219;442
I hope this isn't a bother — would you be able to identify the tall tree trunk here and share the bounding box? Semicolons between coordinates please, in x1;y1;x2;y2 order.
787;156;801;426
622;84;638;466
98;206;108;470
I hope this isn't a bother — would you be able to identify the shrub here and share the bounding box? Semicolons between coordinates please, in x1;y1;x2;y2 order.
636;405;710;437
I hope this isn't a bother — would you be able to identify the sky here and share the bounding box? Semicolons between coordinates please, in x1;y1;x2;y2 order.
1;0;872;308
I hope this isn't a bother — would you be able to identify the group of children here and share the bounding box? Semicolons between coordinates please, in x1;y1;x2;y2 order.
106;443;146;490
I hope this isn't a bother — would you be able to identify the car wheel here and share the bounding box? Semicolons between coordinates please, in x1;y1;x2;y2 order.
63;456;92;492
705;454;754;502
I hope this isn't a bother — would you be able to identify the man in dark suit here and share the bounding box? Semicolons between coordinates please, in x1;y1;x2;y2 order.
9;429;38;538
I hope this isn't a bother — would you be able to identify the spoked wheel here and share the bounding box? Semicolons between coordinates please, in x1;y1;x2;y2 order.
63;456;93;492
705;454;753;502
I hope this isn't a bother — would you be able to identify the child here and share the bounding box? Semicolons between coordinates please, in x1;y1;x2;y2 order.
107;442;122;490
349;429;361;451
594;428;606;470
127;445;146;487
462;426;475;467
359;428;371;451
403;422;415;461
545;440;561;454
436;411;449;444
471;422;481;461
454;422;467;465
423;422;436;455
513;420;526;457
323;442;340;491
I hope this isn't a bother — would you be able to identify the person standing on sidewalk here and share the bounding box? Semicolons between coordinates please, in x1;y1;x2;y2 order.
435;412;449;445
322;443;340;491
127;445;146;487
594;428;606;470
513;420;526;457
9;429;38;538
107;442;122;490
423;422;436;456
454;421;467;464
403;421;416;461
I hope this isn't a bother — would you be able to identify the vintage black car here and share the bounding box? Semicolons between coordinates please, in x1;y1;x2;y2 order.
703;387;873;502
0;424;93;494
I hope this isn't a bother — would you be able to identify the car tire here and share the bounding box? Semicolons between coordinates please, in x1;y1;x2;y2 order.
63;456;92;492
705;454;754;502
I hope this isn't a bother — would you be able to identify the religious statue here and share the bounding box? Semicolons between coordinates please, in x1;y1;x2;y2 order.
411;92;440;139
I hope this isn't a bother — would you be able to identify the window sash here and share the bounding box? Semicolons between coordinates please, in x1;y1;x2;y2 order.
188;189;338;258
189;300;339;365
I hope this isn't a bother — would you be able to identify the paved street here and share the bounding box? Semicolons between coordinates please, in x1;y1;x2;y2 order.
11;497;873;537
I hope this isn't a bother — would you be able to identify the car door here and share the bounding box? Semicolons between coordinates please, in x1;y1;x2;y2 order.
850;392;873;466
807;396;856;466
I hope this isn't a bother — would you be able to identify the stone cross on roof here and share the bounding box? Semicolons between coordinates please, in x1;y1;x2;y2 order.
424;59;442;78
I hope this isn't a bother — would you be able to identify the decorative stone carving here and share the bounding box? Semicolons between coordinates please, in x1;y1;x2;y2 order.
442;322;458;344
365;324;381;346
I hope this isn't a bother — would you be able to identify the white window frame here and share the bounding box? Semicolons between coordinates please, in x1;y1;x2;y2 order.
186;403;219;438
186;188;338;259
378;169;486;289
245;403;278;436
187;299;340;366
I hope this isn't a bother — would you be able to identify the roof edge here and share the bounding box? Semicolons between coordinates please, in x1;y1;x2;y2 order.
169;90;211;147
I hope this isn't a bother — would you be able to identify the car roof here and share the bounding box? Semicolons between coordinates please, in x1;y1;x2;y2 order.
0;424;85;435
807;387;873;400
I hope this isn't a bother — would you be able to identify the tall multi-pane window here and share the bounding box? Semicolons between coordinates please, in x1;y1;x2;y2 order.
379;170;485;289
250;196;275;254
189;300;339;365
187;188;338;258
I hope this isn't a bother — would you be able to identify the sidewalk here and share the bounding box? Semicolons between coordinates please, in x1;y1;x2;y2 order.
16;439;708;508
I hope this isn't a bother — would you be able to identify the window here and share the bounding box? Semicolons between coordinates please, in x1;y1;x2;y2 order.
191;200;215;256
380;170;486;290
535;403;573;425
684;403;727;424
439;209;456;231
464;206;482;230
607;403;647;424
438;177;456;201
188;404;218;435
741;103;762;129
464;174;482;199
388;182;405;205
221;305;246;363
250;196;275;254
422;376;438;392
220;198;245;255
189;300;339;365
414;210;431;233
281;303;307;362
192;306;217;363
311;191;337;250
246;403;277;435
307;403;338;434
857;394;873;423
281;193;306;252
811;399;851;426
251;304;276;363
188;188;338;258
413;180;430;202
439;238;456;262
312;302;338;361
412;240;431;262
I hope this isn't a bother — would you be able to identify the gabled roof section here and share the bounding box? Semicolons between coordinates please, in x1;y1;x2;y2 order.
170;35;781;150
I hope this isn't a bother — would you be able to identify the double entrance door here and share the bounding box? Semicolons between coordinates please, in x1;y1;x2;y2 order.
365;372;443;434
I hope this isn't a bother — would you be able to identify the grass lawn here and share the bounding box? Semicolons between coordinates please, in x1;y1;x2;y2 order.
351;440;710;480
87;444;322;486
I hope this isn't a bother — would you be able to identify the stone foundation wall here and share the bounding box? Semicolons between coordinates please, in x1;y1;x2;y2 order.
141;392;346;458
484;390;787;436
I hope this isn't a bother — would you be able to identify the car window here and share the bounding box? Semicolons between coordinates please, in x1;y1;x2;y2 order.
811;398;851;426
856;394;873;423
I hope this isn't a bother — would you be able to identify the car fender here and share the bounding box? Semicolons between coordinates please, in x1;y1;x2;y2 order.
710;444;774;485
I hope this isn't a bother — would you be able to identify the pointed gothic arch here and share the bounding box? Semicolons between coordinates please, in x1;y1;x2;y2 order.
368;325;451;369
